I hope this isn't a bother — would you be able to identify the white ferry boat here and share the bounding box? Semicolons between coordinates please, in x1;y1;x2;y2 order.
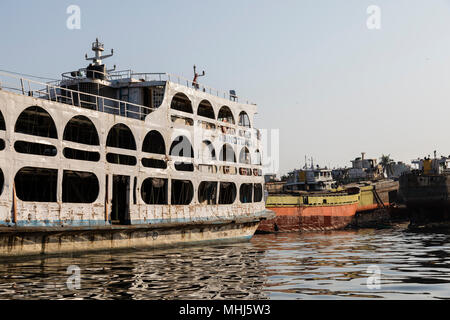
0;39;272;257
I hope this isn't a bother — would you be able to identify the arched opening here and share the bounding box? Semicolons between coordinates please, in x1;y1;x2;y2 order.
0;110;5;131
197;100;215;119
254;184;263;202
0;111;5;150
62;170;99;203
141;178;168;204
15;106;57;138
217;106;235;124
106;123;136;150
170;135;194;171
142;130;166;169
170;135;194;158
15;167;57;202
239;147;251;164
0;168;4;196
238;111;251;128
171;93;193;113
63;115;99;145
219;182;237;204
219;144;236;163
198;181;217;205
106;124;137;166
171;179;194;205
63;115;100;162
240;183;253;203
142;130;165;154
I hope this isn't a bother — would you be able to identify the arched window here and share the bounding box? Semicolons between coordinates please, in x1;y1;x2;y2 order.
238;111;251;128
197;100;215;119
198;181;217;205
171;180;194;205
219;182;237;204
62;170;99;203
240;183;253;203
171;93;193;113
142;130;165;154
15;167;57;202
0;111;5;151
141;178;168;204
63;115;99;145
63;116;100;162
254;184;263;202
239;147;251;164
219;144;236;163
170;135;194;158
0;168;4;196
200;140;216;163
15;106;57;138
0;110;5;131
106;124;136;150
217;106;235;124
170;136;194;171
106;124;137;166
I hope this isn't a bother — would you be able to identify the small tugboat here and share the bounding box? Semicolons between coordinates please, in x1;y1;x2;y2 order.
399;154;450;230
0;39;273;257
258;165;360;232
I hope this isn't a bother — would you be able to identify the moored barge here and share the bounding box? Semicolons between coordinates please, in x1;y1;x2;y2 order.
258;166;360;232
399;156;450;229
0;39;273;257
258;188;360;232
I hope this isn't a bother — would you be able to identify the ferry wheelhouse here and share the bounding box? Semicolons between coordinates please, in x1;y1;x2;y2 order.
283;166;335;191
0;40;271;256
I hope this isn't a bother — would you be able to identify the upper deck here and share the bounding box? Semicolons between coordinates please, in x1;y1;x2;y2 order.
0;39;258;128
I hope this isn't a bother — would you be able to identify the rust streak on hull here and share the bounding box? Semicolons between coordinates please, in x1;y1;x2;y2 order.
258;203;358;232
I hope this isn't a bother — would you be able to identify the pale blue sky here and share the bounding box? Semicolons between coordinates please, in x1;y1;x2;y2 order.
1;0;450;175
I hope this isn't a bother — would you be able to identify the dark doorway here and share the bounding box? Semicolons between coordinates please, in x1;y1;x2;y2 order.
111;175;130;225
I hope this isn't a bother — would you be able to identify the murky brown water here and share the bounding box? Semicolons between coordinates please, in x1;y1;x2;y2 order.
0;223;450;299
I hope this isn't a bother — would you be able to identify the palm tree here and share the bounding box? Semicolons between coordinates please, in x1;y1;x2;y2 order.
380;154;394;177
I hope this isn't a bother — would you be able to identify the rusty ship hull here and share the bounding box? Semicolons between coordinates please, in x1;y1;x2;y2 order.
258;188;360;232
399;173;450;229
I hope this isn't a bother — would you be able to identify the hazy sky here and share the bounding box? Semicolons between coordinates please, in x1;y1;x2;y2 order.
1;0;450;175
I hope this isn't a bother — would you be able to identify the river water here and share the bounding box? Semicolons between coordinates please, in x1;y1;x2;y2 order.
0;223;449;300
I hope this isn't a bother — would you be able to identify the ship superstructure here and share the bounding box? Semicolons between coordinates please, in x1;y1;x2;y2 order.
283;166;335;191
0;40;271;256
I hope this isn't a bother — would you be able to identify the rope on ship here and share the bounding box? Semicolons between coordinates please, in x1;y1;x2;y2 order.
372;188;386;209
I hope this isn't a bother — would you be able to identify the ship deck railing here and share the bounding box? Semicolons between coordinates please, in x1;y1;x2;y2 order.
0;71;154;121
62;69;256;105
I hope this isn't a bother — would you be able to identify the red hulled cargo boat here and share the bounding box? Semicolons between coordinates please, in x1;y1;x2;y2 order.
258;188;360;232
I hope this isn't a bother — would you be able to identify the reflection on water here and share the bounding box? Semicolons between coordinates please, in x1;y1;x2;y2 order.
1;223;450;299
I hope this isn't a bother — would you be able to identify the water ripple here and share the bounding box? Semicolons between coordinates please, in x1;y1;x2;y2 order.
0;223;449;299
